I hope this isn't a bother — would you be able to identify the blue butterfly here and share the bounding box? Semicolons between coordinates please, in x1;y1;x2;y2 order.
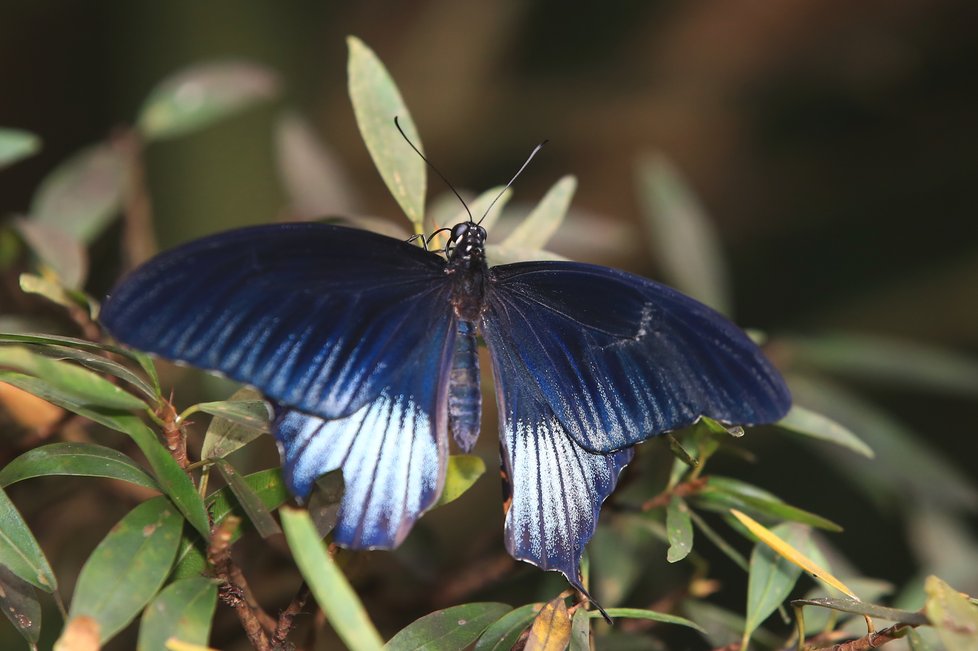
100;217;790;596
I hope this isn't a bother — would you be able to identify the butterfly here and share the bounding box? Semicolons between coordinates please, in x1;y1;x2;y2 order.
100;215;790;596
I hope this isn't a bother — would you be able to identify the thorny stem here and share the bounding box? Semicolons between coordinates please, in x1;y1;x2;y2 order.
156;397;189;469
710;623;915;651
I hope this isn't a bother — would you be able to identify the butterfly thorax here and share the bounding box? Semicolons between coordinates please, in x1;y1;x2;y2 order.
445;222;489;321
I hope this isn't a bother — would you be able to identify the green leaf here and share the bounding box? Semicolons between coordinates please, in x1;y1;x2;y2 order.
192;395;271;435
18;272;97;318
682;600;782;649
0;345;146;410
742;523;814;649
275;111;359;217
788;374;978;511
387;602;513;651
694;476;842;532
138;577;217;651
0;564;41;644
502;175;576;250
214;460;280;538
635;153;730;314
198;389;271;461
666;496;694;563
0;486;57;591
31;142;128;243
776;405;874;458
595;608;706;633
434;455;486;508
138;61;280;141
0;332;161;397
924;576;978;651
0;442;158;490
280;507;384;651
21;342;159;404
307;469;344;539
69;497;182;643
792;597;927;626
428;186;512;237
474;604;539;651
782;333;978;397
347;36;425;230
171;469;287;579
569;606;590;651
0;128;40;169
12;217;88;289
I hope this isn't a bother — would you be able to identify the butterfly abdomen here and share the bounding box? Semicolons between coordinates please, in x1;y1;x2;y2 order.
448;320;482;452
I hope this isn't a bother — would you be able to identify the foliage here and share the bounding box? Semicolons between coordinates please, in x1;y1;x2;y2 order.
0;36;977;651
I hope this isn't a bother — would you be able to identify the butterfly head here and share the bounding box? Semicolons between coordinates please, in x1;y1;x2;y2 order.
445;222;487;263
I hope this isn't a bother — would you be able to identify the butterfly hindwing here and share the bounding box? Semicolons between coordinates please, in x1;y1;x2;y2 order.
273;304;457;549
485;261;791;453
485;325;634;591
100;223;450;421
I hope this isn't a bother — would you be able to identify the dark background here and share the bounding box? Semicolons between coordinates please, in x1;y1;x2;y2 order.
1;2;977;649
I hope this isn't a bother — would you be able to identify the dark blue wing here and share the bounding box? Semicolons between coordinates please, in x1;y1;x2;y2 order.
100;223;451;420
484;325;633;591
273;306;456;548
484;261;790;453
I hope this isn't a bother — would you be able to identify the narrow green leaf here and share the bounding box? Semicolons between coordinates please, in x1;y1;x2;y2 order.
742;523;810;648
428;186;511;236
525;596;571;651
635;153;730;314
593;608;706;633
0;128;40;169
788;374;978;511
502;175;576;250
908;628;942;651
0;442;158;490
924;576;978;651
0;564;41;643
19;272;89;315
31;142;128;243
783;333;978;397
138;577;217;651
682;600;782;649
387;602;513;651
0;332;161;396
275;111;359;217
688;509;749;572
215;460;280;538
569;606;591;651
347;36;425;230
0;345;146;410
12;218;88;289
307;469;344;539
21;342;159;404
138;61;280;141
198;389;270;461
434;455;486;508
69;497;182;643
193;396;271;434
172;469;287;579
777;405;873;458
666;496;694;563
0;487;57;592
694;476;842;532
280;507;384;651
474;604;540;651
792;597;927;626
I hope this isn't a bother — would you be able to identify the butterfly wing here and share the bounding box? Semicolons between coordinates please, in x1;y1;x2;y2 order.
484;324;633;591
100;223;451;421
273;306;456;548
484;261;790;453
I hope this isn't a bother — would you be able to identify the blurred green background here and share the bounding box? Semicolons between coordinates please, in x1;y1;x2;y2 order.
1;2;977;649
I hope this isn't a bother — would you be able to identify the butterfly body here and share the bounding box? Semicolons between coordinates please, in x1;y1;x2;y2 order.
100;220;790;593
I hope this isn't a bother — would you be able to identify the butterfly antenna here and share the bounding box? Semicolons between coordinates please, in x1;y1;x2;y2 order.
394;116;473;223
478;139;549;225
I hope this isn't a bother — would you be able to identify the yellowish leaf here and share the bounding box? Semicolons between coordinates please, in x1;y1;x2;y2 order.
525;596;572;651
730;509;857;599
54;616;100;651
